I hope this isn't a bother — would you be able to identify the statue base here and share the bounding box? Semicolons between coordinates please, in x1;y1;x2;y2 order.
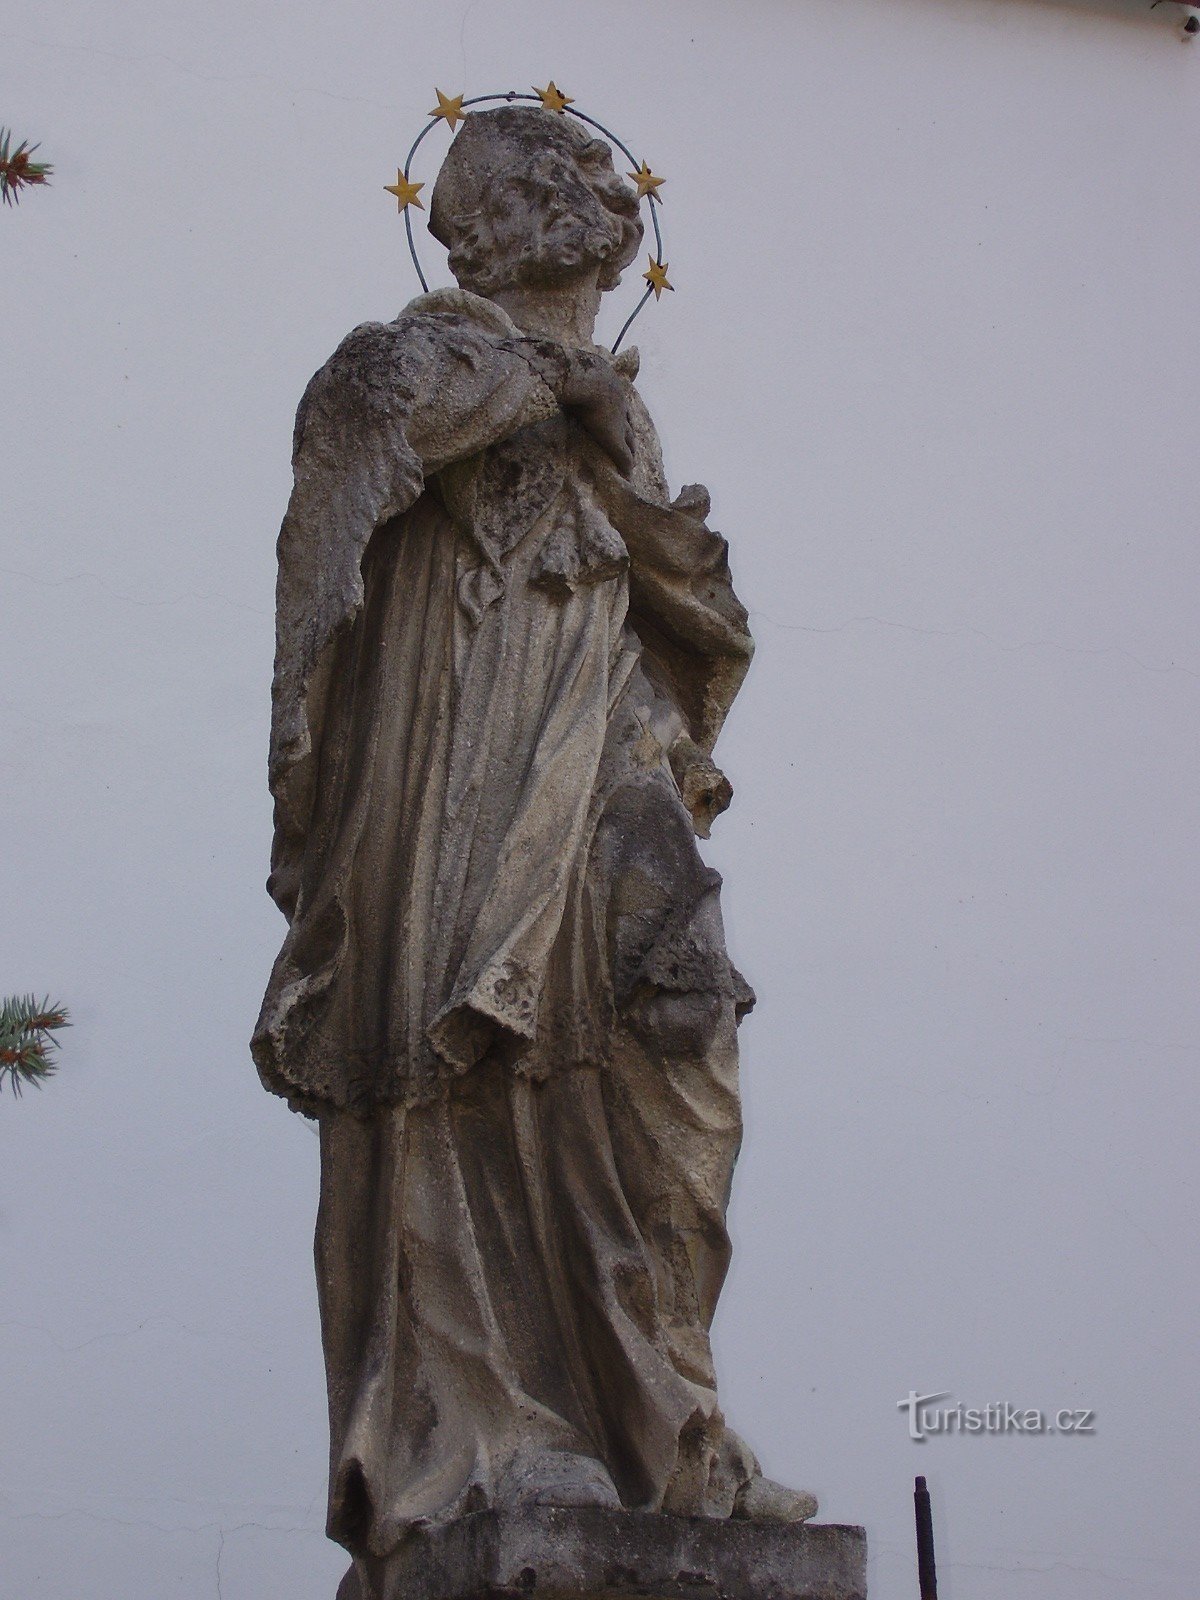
338;1506;867;1600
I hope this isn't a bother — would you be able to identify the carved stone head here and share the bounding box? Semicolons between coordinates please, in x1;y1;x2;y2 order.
429;106;643;296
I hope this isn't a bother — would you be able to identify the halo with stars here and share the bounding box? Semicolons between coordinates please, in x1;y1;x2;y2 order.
387;85;671;353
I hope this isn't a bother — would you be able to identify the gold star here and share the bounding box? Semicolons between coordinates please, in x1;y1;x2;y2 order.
627;160;666;201
643;257;674;299
384;170;424;211
533;81;573;113
428;88;466;130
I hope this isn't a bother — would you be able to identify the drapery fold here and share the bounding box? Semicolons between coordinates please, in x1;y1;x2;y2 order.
254;289;762;1553
252;290;752;1114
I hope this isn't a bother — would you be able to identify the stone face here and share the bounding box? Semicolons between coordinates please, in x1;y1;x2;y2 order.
338;1510;868;1600
254;103;864;1589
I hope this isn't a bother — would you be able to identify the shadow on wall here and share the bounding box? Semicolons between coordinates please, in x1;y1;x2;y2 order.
914;0;1196;39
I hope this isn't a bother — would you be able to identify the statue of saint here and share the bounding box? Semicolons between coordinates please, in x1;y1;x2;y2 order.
253;105;814;1598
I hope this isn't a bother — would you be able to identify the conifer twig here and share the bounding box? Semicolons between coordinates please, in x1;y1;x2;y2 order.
0;129;53;205
0;996;70;1095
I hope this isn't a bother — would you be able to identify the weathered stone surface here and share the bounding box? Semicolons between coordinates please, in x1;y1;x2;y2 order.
345;1509;868;1600
254;101;864;1587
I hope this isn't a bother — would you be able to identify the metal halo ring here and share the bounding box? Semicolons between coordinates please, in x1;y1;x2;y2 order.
397;91;667;354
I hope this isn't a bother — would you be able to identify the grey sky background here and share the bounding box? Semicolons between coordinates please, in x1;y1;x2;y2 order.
3;1;1198;1595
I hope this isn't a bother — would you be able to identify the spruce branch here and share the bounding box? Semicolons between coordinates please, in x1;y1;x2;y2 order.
0;129;53;206
0;995;70;1095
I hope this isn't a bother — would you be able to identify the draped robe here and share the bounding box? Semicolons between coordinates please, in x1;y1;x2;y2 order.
252;290;758;1564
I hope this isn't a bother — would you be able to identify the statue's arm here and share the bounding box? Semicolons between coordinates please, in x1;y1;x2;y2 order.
405;320;641;477
622;373;672;502
295;310;649;491
289;312;573;484
399;319;575;472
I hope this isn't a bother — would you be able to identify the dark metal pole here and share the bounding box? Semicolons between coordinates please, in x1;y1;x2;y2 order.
914;1475;938;1599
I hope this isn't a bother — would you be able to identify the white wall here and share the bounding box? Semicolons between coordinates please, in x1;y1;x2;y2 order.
3;2;1197;1596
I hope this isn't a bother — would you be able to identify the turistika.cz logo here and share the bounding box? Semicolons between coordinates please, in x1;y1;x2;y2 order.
897;1391;1096;1441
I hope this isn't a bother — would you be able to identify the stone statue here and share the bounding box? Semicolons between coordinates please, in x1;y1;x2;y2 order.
253;105;835;1600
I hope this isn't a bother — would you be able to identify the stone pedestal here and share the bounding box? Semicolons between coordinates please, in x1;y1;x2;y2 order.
342;1507;867;1600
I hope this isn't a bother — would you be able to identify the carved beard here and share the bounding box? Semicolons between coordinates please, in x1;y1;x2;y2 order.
511;209;620;284
447;186;623;295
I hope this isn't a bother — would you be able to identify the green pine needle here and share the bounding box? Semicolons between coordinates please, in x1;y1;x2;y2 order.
0;128;53;206
1;995;70;1095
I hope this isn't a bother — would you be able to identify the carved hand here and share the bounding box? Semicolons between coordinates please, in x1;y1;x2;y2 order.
558;351;636;476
